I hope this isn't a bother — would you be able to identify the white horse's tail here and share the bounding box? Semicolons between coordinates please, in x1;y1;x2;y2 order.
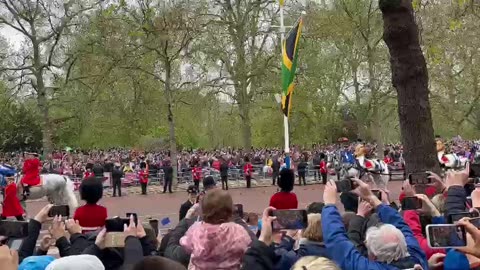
62;176;78;211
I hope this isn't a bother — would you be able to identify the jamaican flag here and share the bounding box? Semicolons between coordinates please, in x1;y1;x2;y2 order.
281;17;303;117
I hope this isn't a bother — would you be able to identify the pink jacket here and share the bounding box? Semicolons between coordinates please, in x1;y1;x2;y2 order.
180;221;251;270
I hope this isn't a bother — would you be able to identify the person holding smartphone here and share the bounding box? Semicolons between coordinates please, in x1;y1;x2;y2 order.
320;179;428;270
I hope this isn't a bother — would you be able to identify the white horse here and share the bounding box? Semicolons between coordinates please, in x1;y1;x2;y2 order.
15;174;78;213
339;157;390;190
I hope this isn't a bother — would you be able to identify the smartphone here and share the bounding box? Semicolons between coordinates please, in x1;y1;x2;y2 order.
401;196;422;210
335;179;352;193
105;217;130;232
371;190;382;200
48;205;70;217
467;196;472;207
233;204;244;219
470;164;480;178
448;212;479;223
408;172;431;185
270;209;308;231
105;232;125;248
0;221;29;238
8;239;23;251
126;213;138;226
426;224;467;248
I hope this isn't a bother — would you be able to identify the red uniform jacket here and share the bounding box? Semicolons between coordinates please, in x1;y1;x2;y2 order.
319;160;327;174
244;163;253;177
21;158;41;186
383;156;393;164
1;183;24;217
269;192;298;210
139;170;149;184
192;167;202;181
83;171;94;179
73;204;107;228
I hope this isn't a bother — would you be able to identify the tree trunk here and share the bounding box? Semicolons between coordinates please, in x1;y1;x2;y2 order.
164;60;178;187
239;101;252;151
379;0;440;174
33;41;53;156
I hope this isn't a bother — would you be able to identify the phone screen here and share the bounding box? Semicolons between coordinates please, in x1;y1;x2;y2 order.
408;172;431;185
0;221;29;238
401;197;422;210
48;205;70;217
335;180;352;193
427;225;466;248
449;212;479;223
126;213;138;226
8;239;23;251
271;210;308;231
105;218;130;232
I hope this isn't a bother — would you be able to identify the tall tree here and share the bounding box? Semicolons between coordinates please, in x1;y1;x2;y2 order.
0;0;100;155
205;0;277;150
379;0;440;174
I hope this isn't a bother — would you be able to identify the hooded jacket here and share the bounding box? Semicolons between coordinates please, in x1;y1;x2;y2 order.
180;221;251;270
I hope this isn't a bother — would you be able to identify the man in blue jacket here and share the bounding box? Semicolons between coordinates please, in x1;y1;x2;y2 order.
321;179;428;270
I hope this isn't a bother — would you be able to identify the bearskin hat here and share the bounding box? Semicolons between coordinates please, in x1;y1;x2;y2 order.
278;169;294;192
80;177;103;204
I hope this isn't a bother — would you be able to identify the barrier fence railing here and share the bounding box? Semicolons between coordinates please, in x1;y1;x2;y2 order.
67;164;405;190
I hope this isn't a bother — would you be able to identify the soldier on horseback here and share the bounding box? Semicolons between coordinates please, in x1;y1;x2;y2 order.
21;152;41;197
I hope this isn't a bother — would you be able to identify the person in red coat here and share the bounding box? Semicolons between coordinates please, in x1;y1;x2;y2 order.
243;157;253;188
192;162;202;191
139;164;149;195
319;156;328;185
83;168;94;179
1;177;25;220
73;177;107;229
269;169;298;210
21;152;41;196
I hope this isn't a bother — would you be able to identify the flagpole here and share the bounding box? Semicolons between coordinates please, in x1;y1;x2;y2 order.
279;2;291;169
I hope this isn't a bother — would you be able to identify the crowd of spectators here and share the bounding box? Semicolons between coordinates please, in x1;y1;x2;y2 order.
2;159;480;270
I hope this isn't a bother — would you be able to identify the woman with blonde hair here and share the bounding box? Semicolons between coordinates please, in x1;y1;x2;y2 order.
292;256;340;270
274;214;328;270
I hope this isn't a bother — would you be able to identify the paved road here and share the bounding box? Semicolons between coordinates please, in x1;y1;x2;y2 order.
26;181;405;227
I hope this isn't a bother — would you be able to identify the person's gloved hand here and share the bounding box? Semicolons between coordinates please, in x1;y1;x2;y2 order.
0;245;18;270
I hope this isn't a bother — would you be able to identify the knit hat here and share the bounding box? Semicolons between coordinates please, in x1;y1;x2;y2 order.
45;255;104;270
444;250;470;270
19;256;55;270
